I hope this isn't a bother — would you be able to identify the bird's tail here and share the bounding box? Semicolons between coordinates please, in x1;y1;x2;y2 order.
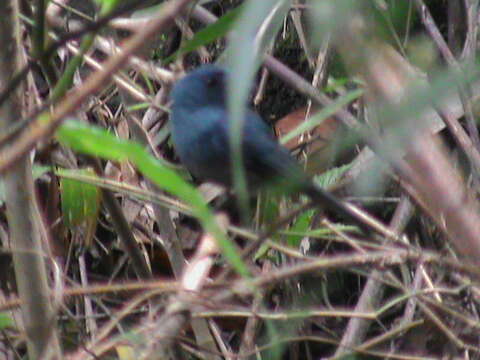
303;182;370;233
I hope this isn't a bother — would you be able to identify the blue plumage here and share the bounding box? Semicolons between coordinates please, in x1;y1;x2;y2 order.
170;64;304;189
169;65;368;229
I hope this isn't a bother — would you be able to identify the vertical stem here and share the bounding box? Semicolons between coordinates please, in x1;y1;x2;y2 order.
32;0;46;58
0;1;62;358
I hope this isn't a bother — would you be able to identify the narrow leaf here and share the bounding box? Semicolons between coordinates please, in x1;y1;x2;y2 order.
164;5;243;63
56;120;250;277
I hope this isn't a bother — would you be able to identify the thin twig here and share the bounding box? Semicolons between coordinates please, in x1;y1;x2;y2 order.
0;0;194;174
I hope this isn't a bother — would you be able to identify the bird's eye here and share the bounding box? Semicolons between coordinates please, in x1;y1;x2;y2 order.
206;77;218;88
206;73;223;88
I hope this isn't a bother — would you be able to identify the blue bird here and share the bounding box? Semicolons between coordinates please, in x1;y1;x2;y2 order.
169;64;365;226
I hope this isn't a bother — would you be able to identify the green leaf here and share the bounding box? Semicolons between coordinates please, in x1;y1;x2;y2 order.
286;209;314;247
0;313;14;330
282;224;360;238
33;165;51;179
257;190;280;227
59;168;102;231
323;77;350;93
94;0;121;14
57;123;128;161
225;0;291;220
56;119;250;277
314;163;352;189
164;5;243;63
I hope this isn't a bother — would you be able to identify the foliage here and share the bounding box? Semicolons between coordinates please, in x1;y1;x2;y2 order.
1;0;480;359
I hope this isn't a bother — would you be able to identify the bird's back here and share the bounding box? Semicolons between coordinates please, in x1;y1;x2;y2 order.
172;101;305;189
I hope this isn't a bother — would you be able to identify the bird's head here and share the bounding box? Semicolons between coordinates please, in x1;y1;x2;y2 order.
171;64;227;110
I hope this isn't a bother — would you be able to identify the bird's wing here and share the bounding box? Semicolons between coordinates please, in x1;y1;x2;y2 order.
241;110;307;188
177;107;231;183
187;107;307;188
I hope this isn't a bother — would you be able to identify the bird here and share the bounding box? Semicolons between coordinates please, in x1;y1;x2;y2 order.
169;64;367;228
